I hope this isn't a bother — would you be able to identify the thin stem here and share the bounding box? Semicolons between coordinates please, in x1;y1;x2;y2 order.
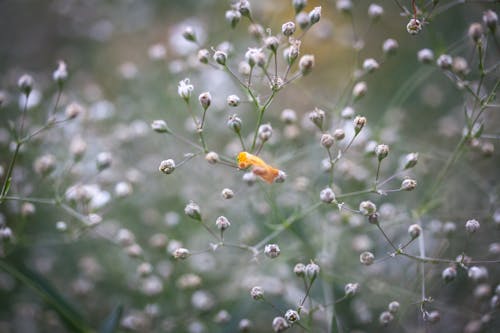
376;223;398;252
1;196;56;205
375;160;382;183
0;143;22;201
250;91;276;152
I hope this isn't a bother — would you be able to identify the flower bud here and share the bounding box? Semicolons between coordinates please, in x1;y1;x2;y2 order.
216;216;231;231
272;317;289;332
264;243;281;258
408;223;422;239
465;219;480;233
159;159;175;174
337;0;352;14
375;144;389;161
239;319;252;332
296;12;310;30
238;0;252;18
359;201;376;216
468;266;488;282
452;56;468;75
221;188;234;199
151;120;170;133
442;266;457;283
226;10;241;28
483;10;498;33
198;49;210;64
417;48;434;64
280;109;297;124
264;36;279;53
53;60;68;84
34;154;56;176
305;261;320;279
341;106;355;119
248;23;265;39
18;74;34;95
401;178;417;191
320;187;335;203
96;152;112;171
368;4;384;21
344;282;359;296
401;152;418;169
178;78;194;100
352;81;367;99
173;247;190;259
205;151;219;164
65;102;84;119
293;263;306;276
382;38;399;55
368;213;379;225
258;123;273;142
436;54;453;70
197;92;211;111
299;54;315;75
320;133;335;148
227;114;242;132
309;6;322;25
227;94;240;107
21;202;36;217
282;21;296;36
363;58;379;73
214;50;227;66
184;201;201;220
308;108;325;129
388;301;400;314
468;23;483;42
333;129;345;141
379;311;394;326
293;0;307;14
182;26;196;42
250;286;264;300
406;18;422;35
284;309;300;324
427;310;440;323
360;251;375;265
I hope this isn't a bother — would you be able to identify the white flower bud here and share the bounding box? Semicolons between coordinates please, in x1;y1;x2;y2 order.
248;23;265;39
281;21;296;36
360;251;375;265
363;58;379;73
227;94;240;107
379;311;394;326
483;10;498;33
238;0;251;18
227;114;242;132
388;301;400;314
442;266;457;283
272;317;289;332
417;48;434;64
309;6;322;25
352;81;367;99
337;0;352;14
333;129;345;141
53;60;68;84
239;319;252;332
354;116;367;133
299;54;315;75
284;309;300;324
427;310;440;323
258;123;273;141
159;159;175;174
213;50;227;66
221;188;234;199
264;243;281;258
406;18;422;35
198;49;210;64
182;26;196;42
436;54;453;70
305;261;320;279
465;219;480;233
468;23;483;42
344;282;359;296
148;43;166;61
34;154;56;176
468;266;488;282
408;223;422;238
294;263;306;276
205;151;219;164
368;4;384;20
401;152;418;169
375;144;389;161
401;178;417;191
296;12;310;30
359;201;376;216
18;74;34;95
173;247;190;259
382;38;399;55
56;221;67;231
341;106;355;119
293;0;307;14
184;201;201;220
198;92;211;111
250;286;264;300
320;187;335;203
226;10;241;28
320;133;334;148
216;216;231;231
308;108;325;129
280;109;297;124
65;102;84;119
151;119;169;133
264;36;279;53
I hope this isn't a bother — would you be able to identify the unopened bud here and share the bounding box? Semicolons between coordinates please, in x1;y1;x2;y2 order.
282;21;296;36
442;266;457;283
18;74;34;95
368;4;384;21
360;251;375;265
353;116;367;133
65;102;84;119
264;243;281;258
383;38;399;55
305;261;320;279
401;178;417;191
53;60;68;84
352;81;367;99
226;10;241;28
468;23;483;42
173;247;190;259
483;10;498;33
182;26;196;42
344;282;359;296
284;309;300;324
465;219;480;233
333;129;345;141
216;216;231;231
299;54;315;75
227;94;240;107
96;152;112;170
238;0;252;18
309;6;322;25
320;133;334;148
184;201;201;220
205;151;219;164
379;311;394;326
159;159;175;174
408;224;422;238
227;114;242;132
221;188;234;199
406;18;422;35
363;58;379;73
320;187;335;203
198;92;211;110
375;144;389;161
272;317;289;332
437;54;453;70
258;124;273;142
214;50;227;66
250;286;264;300
294;263;306;277
359;201;376;215
417;48;434;64
198;49;210;64
402;152;418;169
308;108;325;129
151;120;170;133
293;0;307;14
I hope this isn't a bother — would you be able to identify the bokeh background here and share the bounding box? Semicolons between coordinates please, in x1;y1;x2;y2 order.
0;0;499;332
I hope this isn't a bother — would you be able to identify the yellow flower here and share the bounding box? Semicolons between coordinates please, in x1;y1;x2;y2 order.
237;152;280;184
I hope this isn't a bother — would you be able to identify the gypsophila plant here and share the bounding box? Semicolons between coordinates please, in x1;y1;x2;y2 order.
0;1;499;332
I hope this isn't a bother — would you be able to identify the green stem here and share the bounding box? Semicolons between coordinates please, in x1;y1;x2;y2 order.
250;91;276;152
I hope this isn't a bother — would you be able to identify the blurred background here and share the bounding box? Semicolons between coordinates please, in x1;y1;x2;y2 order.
0;0;499;332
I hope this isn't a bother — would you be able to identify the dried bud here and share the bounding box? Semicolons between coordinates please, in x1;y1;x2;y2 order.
375;144;389;161
483;10;498;33
309;6;322;25
226;10;241;28
216;216;231;230
159;159;175;174
282;21;296;36
258;123;273;142
359;201;376;216
436;54;453;70
264;244;281;258
308;108;325;129
406;18;422;35
284;309;300;324
320;133;335;148
344;282;359;296
151;119;170;133
352;81;367;99
53;60;68;84
360;251;375;265
408;224;422;239
401;178;417;191
363;58;379;73
305;261;320;279
227;94;240;107
465;219;480;233
198;92;211;110
227;114;242;132
250;286;264;300
184;201;201;220
205;152;219;164
173;247;190;259
272;317;289;332
417;48;434;64
18;74;34;95
368;4;384;20
333;129;345;141
320;187;335;203
468;23;483;42
294;263;306;276
442;266;457;283
299;54;315;75
221;188;234;199
353;116;367;133
182;26;196;42
382;38;399;55
214;50;227;66
198;49;210;64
